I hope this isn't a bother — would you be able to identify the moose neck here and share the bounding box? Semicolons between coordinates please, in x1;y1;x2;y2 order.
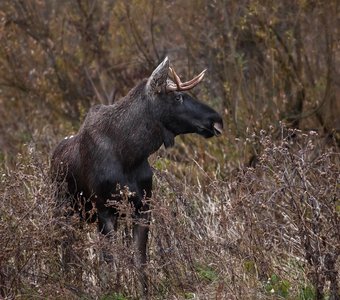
104;81;167;169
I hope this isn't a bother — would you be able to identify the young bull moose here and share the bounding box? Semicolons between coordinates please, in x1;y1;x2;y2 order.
51;57;223;294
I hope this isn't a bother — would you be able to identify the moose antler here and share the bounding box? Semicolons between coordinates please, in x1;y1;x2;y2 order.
166;67;206;92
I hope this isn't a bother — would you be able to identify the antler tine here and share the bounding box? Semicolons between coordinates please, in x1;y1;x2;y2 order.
176;72;206;91
165;67;181;92
169;67;182;89
166;66;206;92
181;69;206;87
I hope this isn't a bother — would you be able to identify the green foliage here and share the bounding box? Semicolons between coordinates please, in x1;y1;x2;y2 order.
298;285;316;300
243;260;257;274
264;274;291;298
154;157;171;171
195;264;218;282
184;292;196;299
335;198;340;215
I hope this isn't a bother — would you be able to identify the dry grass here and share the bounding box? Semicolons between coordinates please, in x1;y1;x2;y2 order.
0;127;339;299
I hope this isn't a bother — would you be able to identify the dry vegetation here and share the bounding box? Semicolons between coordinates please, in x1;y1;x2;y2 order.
0;1;339;299
1;128;339;299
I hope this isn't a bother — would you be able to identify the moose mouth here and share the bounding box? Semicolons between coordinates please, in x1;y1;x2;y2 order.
213;122;223;136
197;122;223;138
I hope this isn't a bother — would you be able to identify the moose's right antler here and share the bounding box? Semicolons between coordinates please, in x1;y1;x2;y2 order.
166;67;206;92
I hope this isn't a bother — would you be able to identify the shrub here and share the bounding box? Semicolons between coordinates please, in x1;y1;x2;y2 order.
0;128;339;299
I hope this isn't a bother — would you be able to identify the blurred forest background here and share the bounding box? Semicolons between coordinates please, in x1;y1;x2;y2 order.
0;1;339;299
0;0;339;159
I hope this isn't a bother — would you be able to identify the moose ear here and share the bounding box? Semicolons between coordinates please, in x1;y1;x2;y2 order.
146;57;169;94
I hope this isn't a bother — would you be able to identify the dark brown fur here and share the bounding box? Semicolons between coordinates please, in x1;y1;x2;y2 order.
51;58;223;295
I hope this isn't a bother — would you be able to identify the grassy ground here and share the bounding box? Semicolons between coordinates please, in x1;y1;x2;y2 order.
0;127;339;299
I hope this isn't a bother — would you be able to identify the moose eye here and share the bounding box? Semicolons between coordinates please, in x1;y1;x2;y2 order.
175;95;183;103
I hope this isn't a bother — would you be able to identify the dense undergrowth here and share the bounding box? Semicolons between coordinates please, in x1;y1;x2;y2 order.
0;128;339;299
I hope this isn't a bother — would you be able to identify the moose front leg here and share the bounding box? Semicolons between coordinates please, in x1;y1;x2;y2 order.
133;209;150;296
97;207;118;262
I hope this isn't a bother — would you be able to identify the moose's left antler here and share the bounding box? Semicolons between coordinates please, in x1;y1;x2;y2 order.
166;67;206;92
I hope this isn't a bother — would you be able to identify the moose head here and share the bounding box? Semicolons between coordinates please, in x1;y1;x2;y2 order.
145;56;223;147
